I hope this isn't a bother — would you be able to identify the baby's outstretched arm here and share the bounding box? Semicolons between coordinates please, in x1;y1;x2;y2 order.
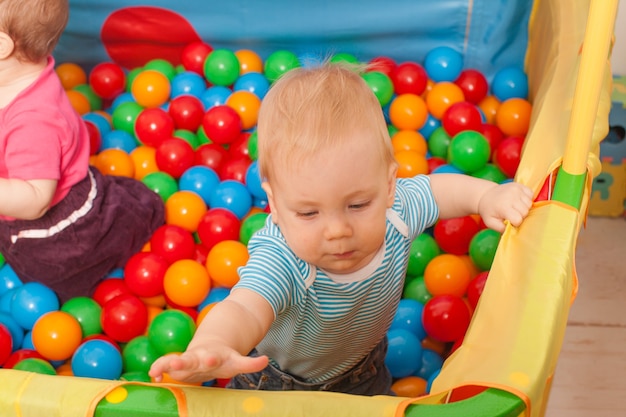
0;178;56;219
429;174;533;232
149;288;274;383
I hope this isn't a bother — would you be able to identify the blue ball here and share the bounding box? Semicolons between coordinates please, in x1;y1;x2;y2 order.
201;86;232;110
83;112;112;137
110;92;136;112
0;288;17;313
100;130;137;153
234;72;270;99
0;311;24;351
106;268;125;278
385;328;423;378
424;46;464;82
426;368;441;393
171;71;207;99
10;282;59;330
209;180;253;220
431;164;464;174
491;66;528;101
71;339;123;380
414;348;444;380
179;166;221;206
197;287;231;311
0;264;22;297
244;161;267;200
390;298;426;340
419;114;441;139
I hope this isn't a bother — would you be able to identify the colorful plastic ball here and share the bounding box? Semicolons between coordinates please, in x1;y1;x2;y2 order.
225;90;262;131
170;71;207;98
163;259;211;307
10;282;59;330
244;160;266;200
431;163;464;175
13;357;56;375
389;62;428;96
426;156;447;174
218;156;252;183
433;216;480;255
390;298;426;340
202;105;242;145
89;62;126;99
491;66;529;101
72;339;123;380
361;70;394;106
426;127;451;159
228;132;252;160
168;95;205;132
31;311;82;361
426;81;465;120
0;264;22;297
495;97;532;137
467;271;489;310
164;192;207;234
403;275;432;304
101;130;137;154
416;348;445;380
131;69;171;108
368;56;397;77
209;180;253;220
122;335;161;373
181;41;213;75
144;59;177;81
92;278;133;307
0;323;13;365
392;376;428;397
83;111;112;136
454;69;489;104
194;143;229;173
60;296;103;337
480;123;505;158
441;101;483;137
447;130;491;173
203;49;240;86
152;225;197;265
73;84;103;111
424;46;464;82
239;212;268;246
174;129;201;149
95;148;135;178
56;62;87;90
130;146;159;180
389;93;428;131
471;163;507;183
469;229;501;271
112;101;143;135
422;294;471;342
234;71;270;99
395;150;429;178
264;50;301;83
196;208;241;251
385;328;423;378
101;293;149;343
142;171;179;202
201;85;232;109
391;130;427;155
134;107;175;148
155;138;196;179
492;136;524;178
65;89;91;115
123;251;169;298
233;49;263;74
206;240;249;288
423;253;472;297
407;234;441;277
147;309;196;356
121;370;152;382
478;95;501;125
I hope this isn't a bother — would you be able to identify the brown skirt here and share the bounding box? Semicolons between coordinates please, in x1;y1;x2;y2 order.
0;167;164;303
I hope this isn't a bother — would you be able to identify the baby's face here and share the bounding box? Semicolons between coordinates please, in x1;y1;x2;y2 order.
264;133;396;274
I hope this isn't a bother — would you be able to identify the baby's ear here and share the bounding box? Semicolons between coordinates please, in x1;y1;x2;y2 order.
0;32;15;60
261;182;278;223
387;164;398;207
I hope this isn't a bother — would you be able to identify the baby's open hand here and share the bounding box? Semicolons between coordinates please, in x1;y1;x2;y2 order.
477;182;533;232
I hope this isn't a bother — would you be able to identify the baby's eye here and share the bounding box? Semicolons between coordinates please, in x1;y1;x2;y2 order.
349;201;371;210
296;211;317;218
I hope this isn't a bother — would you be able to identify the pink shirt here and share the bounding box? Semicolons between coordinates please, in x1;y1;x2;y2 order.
0;57;90;212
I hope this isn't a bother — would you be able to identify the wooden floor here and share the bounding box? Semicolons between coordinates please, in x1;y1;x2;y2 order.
545;216;626;417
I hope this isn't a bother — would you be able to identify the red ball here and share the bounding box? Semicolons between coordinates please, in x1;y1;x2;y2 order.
433;216;480;255
218;156;252;182
202;105;242;145
466;271;489;310
135;108;175;148
492;136;524;178
441;101;483;137
84;120;102;155
195;143;229;172
168;95;205;132
368;56;397;77
124;251;169;298
89;62;126;100
390;62;428;95
3;349;45;369
181;41;213;75
454;69;489;104
196;208;241;251
228;132;251;160
480;123;505;159
150;224;197;264
0;324;13;366
101;294;148;343
155;137;196;178
92;279;133;307
427;156;447;173
422;294;471;342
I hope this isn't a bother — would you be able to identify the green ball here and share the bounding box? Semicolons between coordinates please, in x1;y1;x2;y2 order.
204;49;240;86
403;275;432;304
469;228;501;271
387;124;399;138
0;252;5;268
13;358;56;375
142;171;179;202
330;52;360;65
112;101;143;135
73;84;103;111
406;233;441;277
144;58;178;81
147;310;196;356
125;68;143;93
362;71;394;107
122;335;161;373
264;50;301;83
61;296;102;337
247;131;258;161
471;163;507;183
196;125;212;145
428;127;452;159
121;371;152;382
448;130;491;173
240;212;269;246
173;129;200;150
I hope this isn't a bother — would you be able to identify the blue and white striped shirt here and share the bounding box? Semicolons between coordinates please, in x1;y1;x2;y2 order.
234;175;439;383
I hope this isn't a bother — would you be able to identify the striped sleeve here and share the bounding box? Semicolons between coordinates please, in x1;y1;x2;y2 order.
395;175;440;240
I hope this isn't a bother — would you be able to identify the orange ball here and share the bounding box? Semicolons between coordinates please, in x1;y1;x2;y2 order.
391;376;428;397
66;90;91;115
478;95;501;125
130;146;159;180
426;82;465;119
56;62;87;90
394;150;429;178
32;311;83;361
206;240;249;288
495;97;532;137
165;190;207;232
163;259;211;307
234;49;264;74
95;148;135;178
55;361;74;376
389;94;428;131
424;253;472;297
131;70;171;108
226;90;262;130
391;130;428;155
